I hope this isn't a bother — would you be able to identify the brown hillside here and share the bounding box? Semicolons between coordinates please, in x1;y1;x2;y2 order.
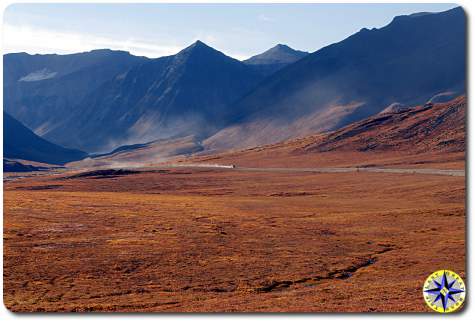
299;96;465;154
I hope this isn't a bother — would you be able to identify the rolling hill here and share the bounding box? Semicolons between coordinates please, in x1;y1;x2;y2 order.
297;97;465;154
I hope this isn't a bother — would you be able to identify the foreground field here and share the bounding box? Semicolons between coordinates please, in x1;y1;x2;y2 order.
4;167;465;312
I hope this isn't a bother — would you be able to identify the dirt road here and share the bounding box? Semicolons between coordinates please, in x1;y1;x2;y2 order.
170;164;465;177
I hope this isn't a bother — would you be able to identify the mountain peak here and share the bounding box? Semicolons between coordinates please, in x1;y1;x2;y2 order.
182;40;214;52
173;40;235;64
193;39;206;46
244;44;308;65
274;43;292;50
176;40;222;57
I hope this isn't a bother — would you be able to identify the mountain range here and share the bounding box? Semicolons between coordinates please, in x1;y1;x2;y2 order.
204;6;466;151
5;41;304;153
3;7;466;166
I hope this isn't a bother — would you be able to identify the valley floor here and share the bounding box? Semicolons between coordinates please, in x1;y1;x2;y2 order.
3;165;465;312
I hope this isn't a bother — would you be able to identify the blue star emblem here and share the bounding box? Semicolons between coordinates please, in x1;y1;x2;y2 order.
424;270;465;312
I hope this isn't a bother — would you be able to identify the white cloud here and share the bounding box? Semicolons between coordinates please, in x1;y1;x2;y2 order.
2;23;184;58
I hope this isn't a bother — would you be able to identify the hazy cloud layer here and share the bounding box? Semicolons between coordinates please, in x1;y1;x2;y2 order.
3;23;185;58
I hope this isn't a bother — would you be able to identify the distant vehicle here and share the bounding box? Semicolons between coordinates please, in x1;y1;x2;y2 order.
423;102;434;108
230;164;236;169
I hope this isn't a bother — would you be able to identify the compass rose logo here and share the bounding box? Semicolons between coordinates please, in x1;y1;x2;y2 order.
423;270;465;313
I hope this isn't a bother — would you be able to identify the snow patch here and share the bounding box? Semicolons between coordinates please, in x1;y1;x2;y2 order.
19;68;57;82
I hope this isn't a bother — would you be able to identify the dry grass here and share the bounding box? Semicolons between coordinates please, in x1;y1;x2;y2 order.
3;167;465;312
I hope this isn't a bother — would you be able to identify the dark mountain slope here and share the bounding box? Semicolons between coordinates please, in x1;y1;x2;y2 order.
3;159;45;172
4;49;147;136
205;7;466;151
4;112;87;165
49;41;267;152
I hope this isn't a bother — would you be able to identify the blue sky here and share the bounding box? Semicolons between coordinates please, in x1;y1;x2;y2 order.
3;3;457;60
